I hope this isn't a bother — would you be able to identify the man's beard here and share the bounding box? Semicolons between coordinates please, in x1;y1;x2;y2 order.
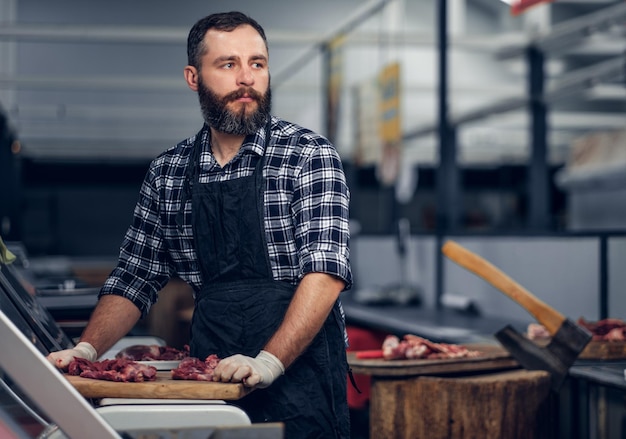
197;78;271;136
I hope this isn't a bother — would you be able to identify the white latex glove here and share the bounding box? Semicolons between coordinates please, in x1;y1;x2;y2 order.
46;342;98;370
215;350;285;389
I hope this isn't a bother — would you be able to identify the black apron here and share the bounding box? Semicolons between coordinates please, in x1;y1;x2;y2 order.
187;122;350;439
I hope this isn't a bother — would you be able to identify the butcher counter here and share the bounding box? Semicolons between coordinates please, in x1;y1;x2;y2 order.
565;360;626;439
340;293;531;343
340;294;555;438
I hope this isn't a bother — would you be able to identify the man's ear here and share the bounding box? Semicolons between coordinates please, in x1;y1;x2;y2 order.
184;66;199;92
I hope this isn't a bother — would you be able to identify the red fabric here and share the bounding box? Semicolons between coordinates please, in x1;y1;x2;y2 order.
510;0;554;16
346;325;389;409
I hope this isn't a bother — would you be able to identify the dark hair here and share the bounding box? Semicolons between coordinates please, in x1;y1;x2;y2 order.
187;11;268;68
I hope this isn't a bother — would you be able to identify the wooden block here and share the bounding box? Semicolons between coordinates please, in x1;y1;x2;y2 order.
370;369;553;439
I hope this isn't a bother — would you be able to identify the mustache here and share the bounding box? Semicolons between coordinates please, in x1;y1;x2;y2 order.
224;87;263;102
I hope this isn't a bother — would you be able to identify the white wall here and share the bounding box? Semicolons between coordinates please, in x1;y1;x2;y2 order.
352;234;624;324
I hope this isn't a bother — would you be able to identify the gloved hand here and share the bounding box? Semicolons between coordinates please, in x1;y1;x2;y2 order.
214;350;285;389
47;342;98;370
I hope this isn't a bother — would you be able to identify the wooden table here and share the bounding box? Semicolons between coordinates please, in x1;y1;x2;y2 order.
349;343;554;439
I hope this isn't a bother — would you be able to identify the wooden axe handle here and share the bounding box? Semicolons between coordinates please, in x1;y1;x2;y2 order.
442;240;565;335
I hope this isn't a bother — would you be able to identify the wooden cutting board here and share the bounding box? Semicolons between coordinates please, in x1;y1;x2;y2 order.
348;343;519;377
64;371;251;400
578;341;626;360
531;338;626;360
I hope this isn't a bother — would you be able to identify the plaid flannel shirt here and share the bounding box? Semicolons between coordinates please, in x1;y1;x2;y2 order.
100;116;352;321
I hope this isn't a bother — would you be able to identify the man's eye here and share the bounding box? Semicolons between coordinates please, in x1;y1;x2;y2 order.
223;63;234;69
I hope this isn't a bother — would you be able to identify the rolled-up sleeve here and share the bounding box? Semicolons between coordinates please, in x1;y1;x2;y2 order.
293;143;352;290
99;166;171;317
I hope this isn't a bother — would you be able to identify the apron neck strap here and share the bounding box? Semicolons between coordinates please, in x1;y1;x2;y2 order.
175;118;272;231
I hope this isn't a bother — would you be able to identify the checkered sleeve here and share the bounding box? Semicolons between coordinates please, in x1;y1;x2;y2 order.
99;165;172;317
293;141;352;290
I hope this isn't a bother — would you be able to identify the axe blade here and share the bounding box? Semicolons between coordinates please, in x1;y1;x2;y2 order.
495;323;591;391
546;318;593;367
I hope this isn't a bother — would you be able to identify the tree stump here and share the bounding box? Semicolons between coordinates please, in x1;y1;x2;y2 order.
369;369;553;439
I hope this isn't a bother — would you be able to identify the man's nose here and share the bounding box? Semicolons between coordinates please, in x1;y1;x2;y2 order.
237;66;254;86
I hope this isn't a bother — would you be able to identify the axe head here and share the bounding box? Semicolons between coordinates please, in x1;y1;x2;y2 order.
495;321;592;391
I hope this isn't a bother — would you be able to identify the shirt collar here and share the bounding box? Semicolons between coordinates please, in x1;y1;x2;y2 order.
199;117;271;161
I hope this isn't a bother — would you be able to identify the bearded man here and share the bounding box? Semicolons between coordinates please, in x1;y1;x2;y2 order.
48;11;352;439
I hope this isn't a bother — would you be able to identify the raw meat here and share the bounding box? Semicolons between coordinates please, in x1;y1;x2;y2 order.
577;317;626;341
115;344;190;361
171;354;221;381
381;334;480;360
527;323;551;340
527;318;626;342
68;357;158;382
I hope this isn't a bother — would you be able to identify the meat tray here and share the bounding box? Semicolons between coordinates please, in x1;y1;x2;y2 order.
135;360;181;371
348;343;519;377
64;371;251;400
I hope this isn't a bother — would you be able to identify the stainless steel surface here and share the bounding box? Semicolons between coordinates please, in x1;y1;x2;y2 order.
0;310;121;439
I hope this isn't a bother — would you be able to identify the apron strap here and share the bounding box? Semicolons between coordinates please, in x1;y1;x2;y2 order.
347;368;362;394
175;118;272;231
176;126;206;231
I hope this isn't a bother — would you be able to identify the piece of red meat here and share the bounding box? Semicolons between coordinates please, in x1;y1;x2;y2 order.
115;345;162;360
68;358;157;382
115;344;190;361
381;334;480;360
158;345;191;360
577;317;626;340
404;334;480;359
604;327;625;341
171;354;221;381
527;322;551;340
381;335;407;359
528;318;626;342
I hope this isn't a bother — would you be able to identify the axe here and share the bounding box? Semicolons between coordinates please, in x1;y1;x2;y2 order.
442;240;592;391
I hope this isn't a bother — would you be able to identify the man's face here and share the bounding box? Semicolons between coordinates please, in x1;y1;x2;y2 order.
197;74;271;136
196;25;271;135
